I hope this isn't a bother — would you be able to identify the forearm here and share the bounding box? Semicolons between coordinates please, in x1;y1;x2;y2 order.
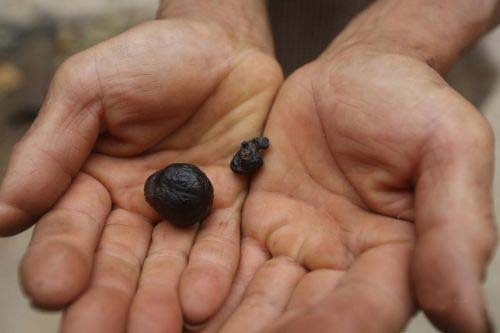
158;0;274;54
325;0;500;73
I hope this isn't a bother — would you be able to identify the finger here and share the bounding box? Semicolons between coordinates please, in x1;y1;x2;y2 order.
220;256;305;333
0;54;101;236
128;221;196;333
20;173;111;309
61;209;152;333
286;269;344;311
414;110;497;332
271;243;414;333
180;168;244;324
201;237;269;333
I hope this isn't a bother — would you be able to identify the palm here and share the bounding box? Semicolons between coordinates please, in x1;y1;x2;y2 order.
4;20;282;332
211;47;493;332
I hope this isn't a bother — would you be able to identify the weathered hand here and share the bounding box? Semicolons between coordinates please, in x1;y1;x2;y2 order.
0;18;281;332
205;44;496;333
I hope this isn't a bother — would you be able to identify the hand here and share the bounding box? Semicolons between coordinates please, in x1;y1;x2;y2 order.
0;16;282;332
206;44;496;333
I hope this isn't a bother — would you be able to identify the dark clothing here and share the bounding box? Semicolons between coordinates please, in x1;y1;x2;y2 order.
268;0;373;75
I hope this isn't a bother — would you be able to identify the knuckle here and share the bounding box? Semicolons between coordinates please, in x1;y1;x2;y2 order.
466;115;494;148
51;52;97;101
97;238;141;273
267;255;298;269
36;212;81;238
54;54;81;82
243;289;275;311
447;112;494;152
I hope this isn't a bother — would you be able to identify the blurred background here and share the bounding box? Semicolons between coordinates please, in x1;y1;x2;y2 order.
0;1;499;332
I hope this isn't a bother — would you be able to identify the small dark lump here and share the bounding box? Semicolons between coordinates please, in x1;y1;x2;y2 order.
144;163;214;228
230;137;270;174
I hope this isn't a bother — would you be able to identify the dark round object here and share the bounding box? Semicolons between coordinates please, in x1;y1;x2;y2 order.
230;137;270;174
144;163;214;228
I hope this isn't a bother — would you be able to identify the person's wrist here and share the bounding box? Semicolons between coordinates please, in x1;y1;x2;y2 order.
323;0;499;73
157;0;274;54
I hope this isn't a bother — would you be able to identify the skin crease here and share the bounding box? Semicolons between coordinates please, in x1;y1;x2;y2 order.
0;16;283;333
196;50;496;333
0;1;498;333
194;1;498;332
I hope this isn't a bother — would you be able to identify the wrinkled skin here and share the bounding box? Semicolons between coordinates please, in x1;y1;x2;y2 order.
0;19;282;332
1;16;497;333
199;46;497;333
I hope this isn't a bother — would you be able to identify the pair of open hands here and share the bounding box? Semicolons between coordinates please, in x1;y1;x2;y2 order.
0;17;496;333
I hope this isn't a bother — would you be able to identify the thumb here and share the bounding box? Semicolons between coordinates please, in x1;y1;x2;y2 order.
0;52;102;236
413;104;497;332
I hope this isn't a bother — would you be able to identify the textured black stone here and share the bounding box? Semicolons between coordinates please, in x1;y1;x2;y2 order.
230;137;270;174
144;163;214;228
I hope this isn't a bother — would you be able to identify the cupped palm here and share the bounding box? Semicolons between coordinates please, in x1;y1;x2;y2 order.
210;46;495;333
0;19;282;332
